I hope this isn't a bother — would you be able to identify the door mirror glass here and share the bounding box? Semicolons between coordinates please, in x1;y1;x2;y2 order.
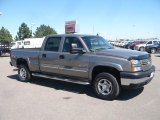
71;43;78;49
70;48;86;54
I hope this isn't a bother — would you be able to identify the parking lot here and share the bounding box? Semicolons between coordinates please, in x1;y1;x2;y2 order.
0;54;160;120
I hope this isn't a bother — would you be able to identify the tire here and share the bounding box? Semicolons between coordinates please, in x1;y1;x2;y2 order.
93;73;120;100
150;48;156;54
0;50;2;56
18;65;32;82
139;47;144;52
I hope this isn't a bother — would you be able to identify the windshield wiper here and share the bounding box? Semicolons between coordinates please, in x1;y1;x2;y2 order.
94;47;106;51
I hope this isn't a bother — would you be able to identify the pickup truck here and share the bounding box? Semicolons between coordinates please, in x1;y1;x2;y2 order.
10;34;155;100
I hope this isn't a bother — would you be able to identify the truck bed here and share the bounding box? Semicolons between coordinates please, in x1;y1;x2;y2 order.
11;48;41;72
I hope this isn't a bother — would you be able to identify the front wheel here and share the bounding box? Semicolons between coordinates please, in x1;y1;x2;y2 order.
150;48;156;54
139;47;144;52
0;50;2;56
18;65;32;82
93;73;120;100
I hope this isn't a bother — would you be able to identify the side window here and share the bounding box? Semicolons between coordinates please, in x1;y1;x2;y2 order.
45;37;61;51
63;37;84;52
153;41;158;44
147;41;152;44
24;41;30;45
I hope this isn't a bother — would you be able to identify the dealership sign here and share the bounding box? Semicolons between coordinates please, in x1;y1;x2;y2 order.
65;20;79;33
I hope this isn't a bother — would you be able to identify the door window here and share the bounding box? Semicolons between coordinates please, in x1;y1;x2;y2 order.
45;37;61;51
147;41;152;44
153;41;158;44
62;37;84;52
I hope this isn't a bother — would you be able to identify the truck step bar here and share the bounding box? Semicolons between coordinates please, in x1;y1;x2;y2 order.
32;73;90;85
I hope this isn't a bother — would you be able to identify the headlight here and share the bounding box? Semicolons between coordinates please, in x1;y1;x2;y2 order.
129;59;142;72
130;59;141;65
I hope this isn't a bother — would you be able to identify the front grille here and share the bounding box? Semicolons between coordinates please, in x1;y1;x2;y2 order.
140;58;152;71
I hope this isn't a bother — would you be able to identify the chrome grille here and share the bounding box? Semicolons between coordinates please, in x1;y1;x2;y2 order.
140;58;152;71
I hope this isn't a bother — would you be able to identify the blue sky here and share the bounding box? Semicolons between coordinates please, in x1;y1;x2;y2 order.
0;0;160;40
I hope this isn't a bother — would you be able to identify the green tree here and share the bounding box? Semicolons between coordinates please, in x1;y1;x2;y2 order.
34;24;57;38
0;27;13;41
15;22;32;40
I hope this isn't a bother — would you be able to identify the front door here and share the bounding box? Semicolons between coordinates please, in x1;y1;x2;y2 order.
59;37;89;79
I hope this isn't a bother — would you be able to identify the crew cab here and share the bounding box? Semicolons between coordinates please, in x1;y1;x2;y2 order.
10;34;155;100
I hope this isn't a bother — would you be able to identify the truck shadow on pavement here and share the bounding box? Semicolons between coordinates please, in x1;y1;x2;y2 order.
7;74;144;101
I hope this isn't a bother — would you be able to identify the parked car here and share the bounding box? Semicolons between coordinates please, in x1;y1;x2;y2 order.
145;43;160;53
0;40;11;56
134;40;160;51
10;34;155;100
128;41;145;50
124;41;134;49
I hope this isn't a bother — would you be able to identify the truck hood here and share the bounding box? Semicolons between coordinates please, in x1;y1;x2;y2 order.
95;48;150;60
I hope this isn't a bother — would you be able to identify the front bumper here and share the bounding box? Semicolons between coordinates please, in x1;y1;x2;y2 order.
121;65;155;89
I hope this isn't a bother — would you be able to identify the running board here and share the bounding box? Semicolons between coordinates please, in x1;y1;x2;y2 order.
32;73;90;85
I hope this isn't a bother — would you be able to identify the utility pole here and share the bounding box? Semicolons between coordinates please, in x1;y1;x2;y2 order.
31;23;35;37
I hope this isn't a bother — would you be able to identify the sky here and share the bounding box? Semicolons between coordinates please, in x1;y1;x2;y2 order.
0;0;160;40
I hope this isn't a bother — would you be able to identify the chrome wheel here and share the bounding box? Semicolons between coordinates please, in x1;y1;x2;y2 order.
151;48;156;54
19;68;27;79
97;79;112;95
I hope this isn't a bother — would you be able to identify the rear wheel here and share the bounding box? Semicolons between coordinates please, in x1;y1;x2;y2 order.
150;48;156;54
18;65;32;82
93;73;120;100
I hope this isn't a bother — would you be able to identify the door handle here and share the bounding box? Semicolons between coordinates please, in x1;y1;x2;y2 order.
59;55;65;59
42;54;46;58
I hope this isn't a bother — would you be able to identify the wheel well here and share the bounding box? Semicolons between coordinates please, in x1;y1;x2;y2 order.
139;46;145;50
92;66;120;84
16;58;28;68
151;47;157;50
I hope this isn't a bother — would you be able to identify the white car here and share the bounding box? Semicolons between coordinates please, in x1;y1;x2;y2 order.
134;40;160;51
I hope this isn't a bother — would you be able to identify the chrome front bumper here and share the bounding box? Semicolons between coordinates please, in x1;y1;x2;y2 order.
121;65;155;89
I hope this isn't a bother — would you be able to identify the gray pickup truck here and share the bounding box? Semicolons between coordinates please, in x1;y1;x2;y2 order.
10;34;155;100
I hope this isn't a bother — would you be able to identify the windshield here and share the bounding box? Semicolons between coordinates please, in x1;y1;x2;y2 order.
82;36;113;51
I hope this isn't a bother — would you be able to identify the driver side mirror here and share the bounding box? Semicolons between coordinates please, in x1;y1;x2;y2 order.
70;43;86;54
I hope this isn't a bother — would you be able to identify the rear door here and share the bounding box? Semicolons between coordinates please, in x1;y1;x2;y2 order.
39;37;62;74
